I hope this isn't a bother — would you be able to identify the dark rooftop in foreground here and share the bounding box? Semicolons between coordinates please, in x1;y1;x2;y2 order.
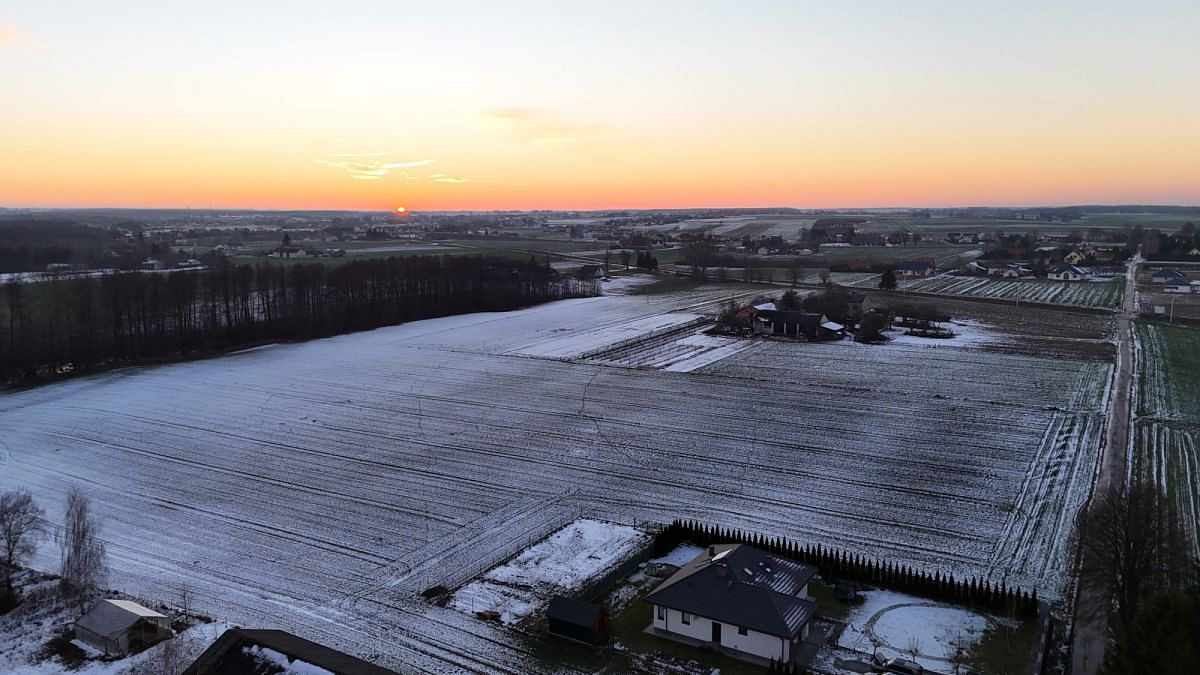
643;543;818;638
182;628;400;675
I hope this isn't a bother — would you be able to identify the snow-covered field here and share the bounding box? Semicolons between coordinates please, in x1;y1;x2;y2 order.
836;590;995;672
0;284;1110;673
898;275;1125;308
1132;323;1200;560
449;519;648;623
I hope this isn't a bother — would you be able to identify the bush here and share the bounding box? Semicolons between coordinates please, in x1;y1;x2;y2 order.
0;587;19;614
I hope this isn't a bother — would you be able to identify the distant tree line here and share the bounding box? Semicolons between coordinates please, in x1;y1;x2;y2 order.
0;255;595;384
655;520;1040;618
0;219;113;273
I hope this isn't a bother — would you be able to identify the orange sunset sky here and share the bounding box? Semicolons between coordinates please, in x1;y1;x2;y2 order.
2;1;1199;211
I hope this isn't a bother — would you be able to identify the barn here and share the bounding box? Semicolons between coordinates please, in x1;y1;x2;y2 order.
74;599;172;657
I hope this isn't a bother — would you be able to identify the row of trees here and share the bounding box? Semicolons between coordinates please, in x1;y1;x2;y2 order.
1078;481;1199;673
655;520;1040;618
1;255;596;383
1;488;107;612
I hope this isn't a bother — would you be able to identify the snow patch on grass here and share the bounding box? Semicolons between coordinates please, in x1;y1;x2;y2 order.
837;590;994;672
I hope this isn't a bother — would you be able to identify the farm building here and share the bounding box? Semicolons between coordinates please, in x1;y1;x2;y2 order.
897;260;934;277
547;597;611;645
1151;268;1187;283
753;310;828;339
1047;264;1089;281
73;599;172;657
271;245;306;258
1163;281;1197;294
644;544;818;664
1063;250;1086;265
183;628;400;675
993;263;1032;278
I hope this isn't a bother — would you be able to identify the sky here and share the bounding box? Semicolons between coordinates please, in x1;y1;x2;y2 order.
2;1;1199;211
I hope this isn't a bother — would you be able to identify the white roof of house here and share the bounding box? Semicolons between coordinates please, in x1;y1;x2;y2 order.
76;599;167;639
754;302;777;311
821;322;844;331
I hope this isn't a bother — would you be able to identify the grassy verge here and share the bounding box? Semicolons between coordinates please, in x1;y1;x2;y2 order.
965;619;1039;675
807;580;852;621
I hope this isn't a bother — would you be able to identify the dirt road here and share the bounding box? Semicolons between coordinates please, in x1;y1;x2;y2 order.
1070;254;1139;674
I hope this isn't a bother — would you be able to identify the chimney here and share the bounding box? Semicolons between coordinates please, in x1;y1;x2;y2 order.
708;545;715;557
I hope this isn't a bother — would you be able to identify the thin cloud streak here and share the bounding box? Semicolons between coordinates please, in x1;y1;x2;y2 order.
314;154;434;179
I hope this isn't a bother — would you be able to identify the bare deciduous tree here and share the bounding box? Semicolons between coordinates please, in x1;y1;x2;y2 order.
0;489;47;596
58;488;108;603
906;636;922;663
1078;481;1192;630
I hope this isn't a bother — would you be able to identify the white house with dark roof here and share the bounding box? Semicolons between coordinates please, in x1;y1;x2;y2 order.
1048;263;1089;281
643;543;818;664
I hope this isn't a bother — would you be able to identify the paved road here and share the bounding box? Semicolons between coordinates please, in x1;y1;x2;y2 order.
1070;253;1139;674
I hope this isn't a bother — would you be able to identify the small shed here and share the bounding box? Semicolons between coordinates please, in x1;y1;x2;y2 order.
74;599;172;657
818;321;846;340
547;597;610;646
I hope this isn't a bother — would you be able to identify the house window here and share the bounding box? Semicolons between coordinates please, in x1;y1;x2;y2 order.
681;612;691;625
738;626;748;636
656;606;665;621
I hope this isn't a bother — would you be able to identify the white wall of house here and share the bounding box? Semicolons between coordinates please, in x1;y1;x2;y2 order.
651;605;791;662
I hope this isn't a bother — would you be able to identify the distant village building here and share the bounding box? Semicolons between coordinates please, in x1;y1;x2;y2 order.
271;246;306;258
897;260;934;277
996;263;1032;279
184;628;399;675
1151;268;1187;284
753;310;831;340
141;259;165;271
74;599;172;657
644;544;818;664
1047;264;1089;281
576;264;605;280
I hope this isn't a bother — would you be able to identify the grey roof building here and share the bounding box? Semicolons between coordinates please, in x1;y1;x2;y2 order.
74;599;172;657
643;544;818;663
